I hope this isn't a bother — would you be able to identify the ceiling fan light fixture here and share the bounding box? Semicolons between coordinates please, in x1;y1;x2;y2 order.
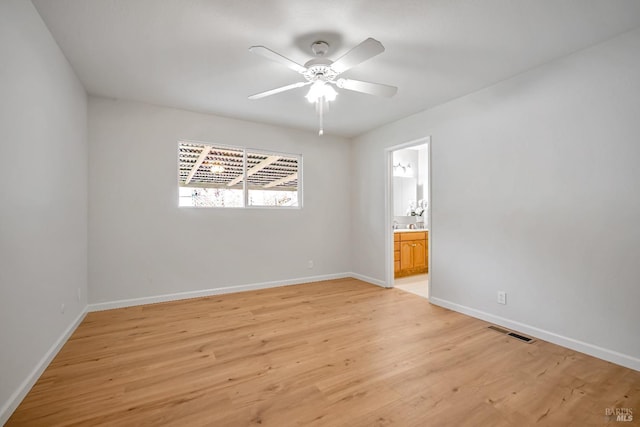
323;84;338;102
305;81;337;103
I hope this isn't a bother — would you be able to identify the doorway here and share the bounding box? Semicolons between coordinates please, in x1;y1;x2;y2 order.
385;137;431;299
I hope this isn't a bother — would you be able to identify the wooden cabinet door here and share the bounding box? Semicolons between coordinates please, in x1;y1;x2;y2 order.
400;241;414;270
413;240;427;269
396;232;428;277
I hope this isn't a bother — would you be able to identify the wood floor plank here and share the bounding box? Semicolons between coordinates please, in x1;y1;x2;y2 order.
7;278;640;426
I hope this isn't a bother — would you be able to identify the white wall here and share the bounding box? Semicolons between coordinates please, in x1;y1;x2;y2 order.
352;28;640;368
0;0;88;420
88;97;351;304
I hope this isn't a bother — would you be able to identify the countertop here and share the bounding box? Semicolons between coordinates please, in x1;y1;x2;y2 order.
394;228;429;233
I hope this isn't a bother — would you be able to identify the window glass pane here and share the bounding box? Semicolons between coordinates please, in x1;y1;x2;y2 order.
178;142;301;208
178;142;245;207
246;152;299;207
179;187;244;207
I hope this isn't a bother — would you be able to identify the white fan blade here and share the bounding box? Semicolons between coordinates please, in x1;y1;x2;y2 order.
330;38;385;74
249;46;307;74
248;81;310;100
336;78;397;97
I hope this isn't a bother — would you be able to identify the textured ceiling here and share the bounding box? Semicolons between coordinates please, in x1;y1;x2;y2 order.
33;0;640;137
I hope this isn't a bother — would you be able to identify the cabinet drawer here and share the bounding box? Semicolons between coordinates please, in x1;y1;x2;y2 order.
394;233;400;242
400;232;426;241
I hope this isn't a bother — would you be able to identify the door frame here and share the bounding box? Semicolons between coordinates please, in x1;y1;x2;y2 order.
384;136;432;296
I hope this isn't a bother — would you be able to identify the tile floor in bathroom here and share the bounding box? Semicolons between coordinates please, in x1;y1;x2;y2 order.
393;273;428;298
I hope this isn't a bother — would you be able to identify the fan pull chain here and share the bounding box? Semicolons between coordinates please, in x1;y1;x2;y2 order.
318;99;324;136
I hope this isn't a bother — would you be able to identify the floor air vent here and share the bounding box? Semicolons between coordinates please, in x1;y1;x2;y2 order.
507;332;534;343
488;325;535;343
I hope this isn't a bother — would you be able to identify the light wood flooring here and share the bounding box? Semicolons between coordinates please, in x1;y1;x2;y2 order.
8;278;640;426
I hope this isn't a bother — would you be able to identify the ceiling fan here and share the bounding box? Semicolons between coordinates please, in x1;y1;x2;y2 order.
248;38;397;135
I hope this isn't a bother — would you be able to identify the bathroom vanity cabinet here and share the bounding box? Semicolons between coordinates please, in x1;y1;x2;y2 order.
394;230;428;277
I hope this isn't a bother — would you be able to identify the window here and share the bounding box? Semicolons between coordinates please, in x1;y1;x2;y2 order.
178;141;301;208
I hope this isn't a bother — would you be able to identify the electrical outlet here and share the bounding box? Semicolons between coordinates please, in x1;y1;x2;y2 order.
77;288;81;302
60;303;66;314
497;291;507;305
307;260;314;269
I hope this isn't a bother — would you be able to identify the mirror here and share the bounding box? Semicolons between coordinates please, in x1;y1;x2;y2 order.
392;144;429;227
393;176;417;216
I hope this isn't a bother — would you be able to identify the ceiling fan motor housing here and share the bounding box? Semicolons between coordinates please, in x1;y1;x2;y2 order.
303;61;337;82
304;41;337;82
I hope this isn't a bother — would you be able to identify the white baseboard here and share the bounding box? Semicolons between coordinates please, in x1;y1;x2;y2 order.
429;297;640;372
0;307;88;425
88;273;352;312
349;272;389;288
